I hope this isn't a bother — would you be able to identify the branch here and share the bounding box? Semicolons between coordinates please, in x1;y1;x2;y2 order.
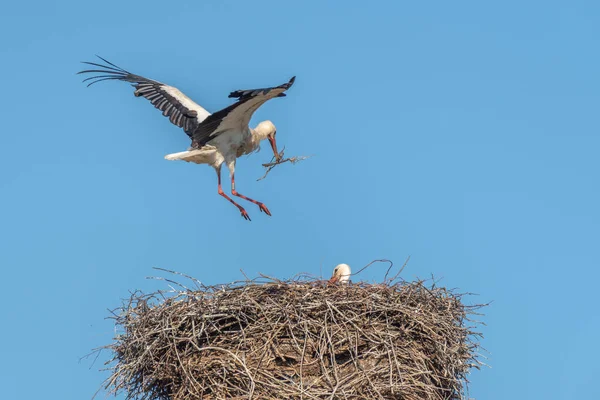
257;147;312;181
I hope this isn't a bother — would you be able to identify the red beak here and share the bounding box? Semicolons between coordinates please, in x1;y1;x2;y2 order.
328;275;339;284
268;136;280;161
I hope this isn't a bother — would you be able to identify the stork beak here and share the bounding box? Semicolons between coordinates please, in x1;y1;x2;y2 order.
328;275;339;284
268;136;280;161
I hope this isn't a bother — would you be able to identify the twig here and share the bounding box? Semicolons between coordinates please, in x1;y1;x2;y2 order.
257;146;312;181
386;255;411;283
352;259;394;278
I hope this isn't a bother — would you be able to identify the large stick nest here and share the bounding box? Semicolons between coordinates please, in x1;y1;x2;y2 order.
100;273;484;400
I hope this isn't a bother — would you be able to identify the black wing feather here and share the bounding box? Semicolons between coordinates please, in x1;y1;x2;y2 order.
78;56;203;137
191;76;296;147
228;76;296;100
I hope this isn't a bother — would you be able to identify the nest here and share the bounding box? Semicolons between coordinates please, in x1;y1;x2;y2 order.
100;272;484;400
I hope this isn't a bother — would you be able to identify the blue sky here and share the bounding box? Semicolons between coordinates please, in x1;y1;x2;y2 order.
1;1;598;398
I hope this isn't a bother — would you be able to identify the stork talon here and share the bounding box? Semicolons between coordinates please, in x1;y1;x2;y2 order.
240;209;251;221
258;203;272;216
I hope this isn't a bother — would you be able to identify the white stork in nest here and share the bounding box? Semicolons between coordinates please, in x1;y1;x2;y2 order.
329;263;352;284
78;56;295;221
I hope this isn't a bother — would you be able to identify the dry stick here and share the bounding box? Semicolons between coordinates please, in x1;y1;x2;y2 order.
386;255;412;283
351;259;394;279
257;147;312;181
240;268;251;282
152;267;203;289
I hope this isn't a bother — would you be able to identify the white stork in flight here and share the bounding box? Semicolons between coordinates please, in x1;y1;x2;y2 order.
78;56;295;221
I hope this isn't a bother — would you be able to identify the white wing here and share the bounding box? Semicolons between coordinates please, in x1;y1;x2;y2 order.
79;56;210;138
190;77;296;147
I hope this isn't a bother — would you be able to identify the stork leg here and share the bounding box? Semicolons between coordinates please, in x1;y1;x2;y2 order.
231;172;272;216
215;166;251;221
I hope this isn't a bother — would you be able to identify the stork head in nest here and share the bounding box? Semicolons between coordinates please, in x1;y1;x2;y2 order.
329;263;351;284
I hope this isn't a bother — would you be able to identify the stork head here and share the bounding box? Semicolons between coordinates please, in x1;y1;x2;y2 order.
329;263;351;284
254;120;280;161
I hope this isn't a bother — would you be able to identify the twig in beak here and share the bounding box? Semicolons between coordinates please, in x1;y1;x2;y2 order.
257;146;312;181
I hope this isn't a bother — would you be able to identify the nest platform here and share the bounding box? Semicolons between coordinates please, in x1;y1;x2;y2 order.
101;275;484;399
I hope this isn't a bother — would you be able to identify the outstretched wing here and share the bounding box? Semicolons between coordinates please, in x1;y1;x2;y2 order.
78;56;210;138
191;76;296;147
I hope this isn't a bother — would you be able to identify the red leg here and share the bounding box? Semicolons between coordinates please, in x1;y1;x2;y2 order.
230;173;272;216
216;167;251;221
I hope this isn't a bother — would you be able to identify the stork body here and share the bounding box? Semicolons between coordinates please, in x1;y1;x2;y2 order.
78;56;295;220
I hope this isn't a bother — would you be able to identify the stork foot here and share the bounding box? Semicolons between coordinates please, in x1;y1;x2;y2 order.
240;208;252;221
258;203;272;216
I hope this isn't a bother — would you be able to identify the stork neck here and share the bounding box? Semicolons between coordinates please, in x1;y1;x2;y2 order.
251;127;269;142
